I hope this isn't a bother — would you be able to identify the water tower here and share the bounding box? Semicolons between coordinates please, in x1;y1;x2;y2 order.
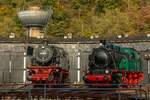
18;6;52;38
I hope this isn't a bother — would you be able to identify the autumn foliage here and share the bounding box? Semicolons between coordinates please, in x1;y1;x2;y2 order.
0;0;150;38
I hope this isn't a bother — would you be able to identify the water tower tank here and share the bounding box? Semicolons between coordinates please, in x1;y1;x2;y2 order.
18;6;52;38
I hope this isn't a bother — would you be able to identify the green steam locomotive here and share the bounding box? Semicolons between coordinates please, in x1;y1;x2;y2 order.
83;40;144;87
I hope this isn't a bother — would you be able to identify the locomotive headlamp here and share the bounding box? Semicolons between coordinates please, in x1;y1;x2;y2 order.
99;43;103;46
56;69;59;72
105;70;109;74
27;69;29;72
42;46;45;49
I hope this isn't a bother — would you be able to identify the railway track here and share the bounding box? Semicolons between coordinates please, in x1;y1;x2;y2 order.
0;83;149;100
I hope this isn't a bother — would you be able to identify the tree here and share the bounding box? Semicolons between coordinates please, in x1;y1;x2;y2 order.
0;0;150;37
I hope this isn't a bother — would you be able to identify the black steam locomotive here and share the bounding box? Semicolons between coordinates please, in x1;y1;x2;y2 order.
27;43;70;85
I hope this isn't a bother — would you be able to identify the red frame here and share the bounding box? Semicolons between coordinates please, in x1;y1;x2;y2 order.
27;66;69;84
85;74;112;82
84;70;144;86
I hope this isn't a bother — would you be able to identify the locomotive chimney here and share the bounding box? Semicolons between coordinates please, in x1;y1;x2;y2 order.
100;40;107;46
18;6;52;38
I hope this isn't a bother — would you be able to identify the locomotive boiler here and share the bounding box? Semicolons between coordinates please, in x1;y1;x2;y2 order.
27;43;70;86
83;40;144;87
